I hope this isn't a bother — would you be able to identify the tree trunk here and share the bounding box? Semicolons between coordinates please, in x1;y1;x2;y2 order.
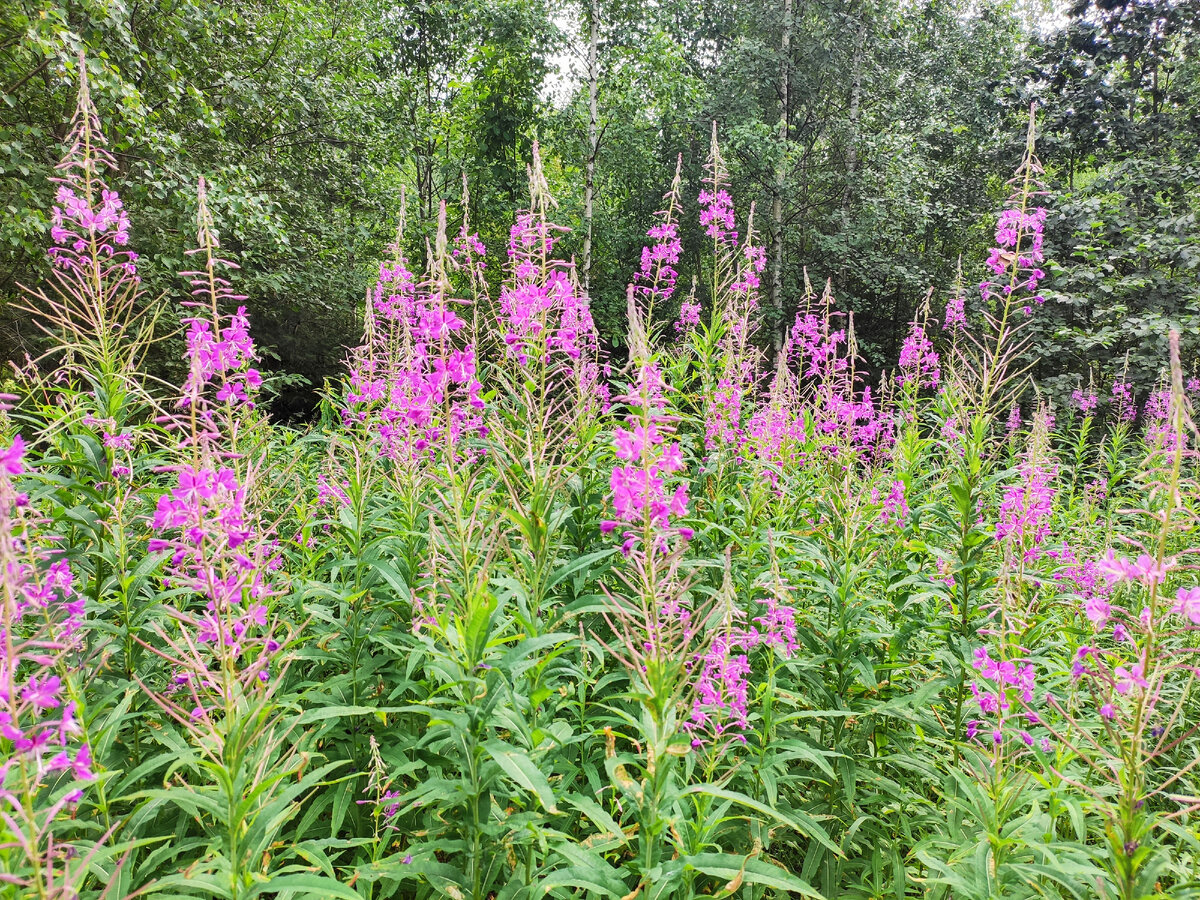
770;0;793;351
583;0;599;295
418;6;434;224
842;12;867;221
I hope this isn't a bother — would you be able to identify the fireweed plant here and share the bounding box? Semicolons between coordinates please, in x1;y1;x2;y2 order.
9;69;1200;900
0;425;112;897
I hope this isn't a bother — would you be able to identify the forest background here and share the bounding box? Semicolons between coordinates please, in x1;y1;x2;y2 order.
1;0;1197;417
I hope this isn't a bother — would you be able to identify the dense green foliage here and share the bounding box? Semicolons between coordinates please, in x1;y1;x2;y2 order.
1020;0;1200;394
3;61;1200;898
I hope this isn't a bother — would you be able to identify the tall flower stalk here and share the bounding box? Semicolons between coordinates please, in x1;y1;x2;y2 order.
131;180;340;899
597;290;704;884
20;54;160;386
0;431;101;896
692;128;766;460
954;105;1048;417
1045;331;1200;900
344;200;485;467
602;289;697;707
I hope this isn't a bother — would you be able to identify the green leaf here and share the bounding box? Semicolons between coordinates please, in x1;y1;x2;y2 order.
684;853;824;897
483;739;559;813
565;793;625;845
680;785;842;857
249;873;363;899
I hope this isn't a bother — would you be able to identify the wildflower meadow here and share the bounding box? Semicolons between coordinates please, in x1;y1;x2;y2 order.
4;54;1200;900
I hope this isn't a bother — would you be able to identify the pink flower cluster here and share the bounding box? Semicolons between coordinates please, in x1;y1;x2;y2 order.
705;362;755;452
789;309;848;382
1070;645;1148;725
879;480;909;526
943;291;966;331
818;386;890;456
1071;388;1098;415
731;244;767;297
967;647;1048;752
1046;542;1106;605
0;437;94;808
746;362;806;484
316;474;352;508
749;307;890;467
1006;405;1022;434
1111;380;1136;425
345;249;485;462
971;648;1036;712
47;185;138;280
981;206;1047;308
995;463;1055;558
373;259;419;321
602;362;691;555
499;213;594;366
686;632;750;746
897;320;940;389
181;308;263;408
1174;586;1200;624
1095;550;1173;590
1143;389;1178;451
743;595;800;656
452;228;488;276
685;595;799;750
496;208;608;413
699;188;737;245
635;219;682;307
675;299;702;335
1079;550;1183;633
149;464;279;694
703;223;764;455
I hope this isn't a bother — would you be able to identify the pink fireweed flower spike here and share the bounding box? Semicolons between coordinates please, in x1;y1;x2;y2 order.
1071;388;1099;416
0;434;97;894
636;157;684;311
343;200;488;461
897;318;940;390
943;290;967;331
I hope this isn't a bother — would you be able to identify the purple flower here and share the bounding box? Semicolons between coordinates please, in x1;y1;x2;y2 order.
1071;388;1098;415
995;463;1054;550
1115;664;1147;696
1096;550;1172;588
21;675;62;711
684;632;751;743
943;292;966;331
1005;405;1022;434
1111;380;1136;424
605;361;691;550
897;321;940;389
698;188;737;244
985;207;1047;293
635;177;683;308
675;300;701;334
1174;586;1200;624
879;481;908;526
343;214;490;461
0;435;25;475
1084;595;1112;629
